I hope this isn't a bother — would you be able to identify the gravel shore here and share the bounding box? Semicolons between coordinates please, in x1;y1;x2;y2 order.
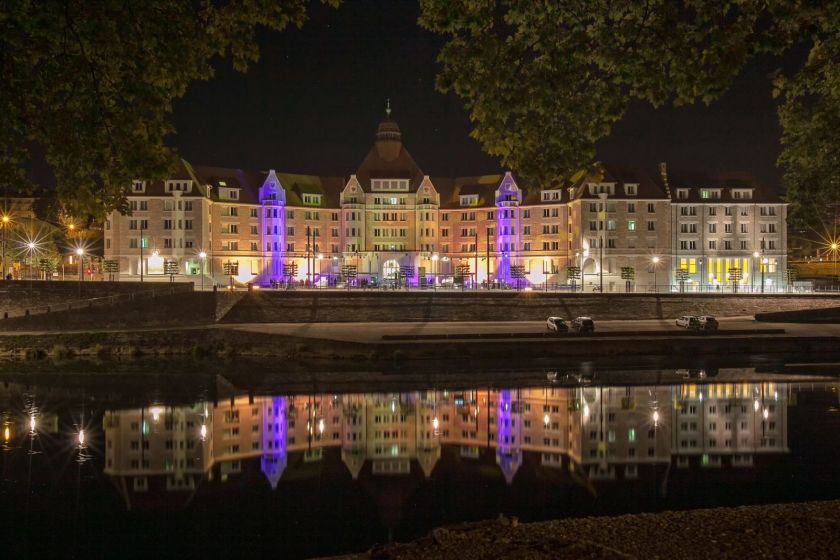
328;500;840;559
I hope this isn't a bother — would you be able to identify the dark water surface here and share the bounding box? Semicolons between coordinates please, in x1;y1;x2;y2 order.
2;360;840;558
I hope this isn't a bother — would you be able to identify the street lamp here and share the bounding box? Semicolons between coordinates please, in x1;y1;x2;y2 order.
199;251;207;290
1;214;9;280
832;243;839;282
651;256;660;293
317;253;324;289
761;257;769;293
75;247;85;281
752;251;759;293
431;253;439;290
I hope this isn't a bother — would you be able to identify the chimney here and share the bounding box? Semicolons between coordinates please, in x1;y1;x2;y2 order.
658;161;670;196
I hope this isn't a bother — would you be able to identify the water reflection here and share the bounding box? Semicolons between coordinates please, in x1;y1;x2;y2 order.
1;376;838;558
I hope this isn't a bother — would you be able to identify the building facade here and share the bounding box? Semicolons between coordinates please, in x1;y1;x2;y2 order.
104;113;787;291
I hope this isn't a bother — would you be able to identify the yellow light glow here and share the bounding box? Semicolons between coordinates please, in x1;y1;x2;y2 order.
583;404;590;419
1;215;8;223
3;426;9;441
318;418;325;434
29;415;36;432
543;413;550;426
653;410;660;425
78;429;86;446
200;424;207;440
432;417;439;430
762;408;769;420
151;406;163;422
68;223;75;230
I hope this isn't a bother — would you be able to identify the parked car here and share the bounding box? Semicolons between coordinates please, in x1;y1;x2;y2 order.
546;317;569;333
698;316;719;331
676;315;701;330
571;317;595;333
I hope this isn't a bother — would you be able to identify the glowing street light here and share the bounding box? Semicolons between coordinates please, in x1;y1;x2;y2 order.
29;414;36;433
200;424;208;441
1;214;9;281
762;408;769;420
651;256;661;293
543;413;550;427
652;409;660;425
583;403;590;420
199;251;208;290
78;429;86;446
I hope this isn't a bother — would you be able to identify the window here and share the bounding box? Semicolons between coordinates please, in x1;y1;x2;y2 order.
627;220;636;232
302;193;322;206
250;208;258;217
647;221;655;231
627;203;636;213
647;203;656;213
709;223;717;234
625;184;637;196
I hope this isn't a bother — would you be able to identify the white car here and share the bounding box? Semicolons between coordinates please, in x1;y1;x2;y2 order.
546;317;569;333
676;315;701;330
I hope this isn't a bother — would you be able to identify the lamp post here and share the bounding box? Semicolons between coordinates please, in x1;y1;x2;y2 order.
761;257;768;293
752;251;759;293
652;256;660;293
75;247;84;298
317;253;323;289
199;251;207;291
1;214;8;280
832;243;839;284
431;253;438;291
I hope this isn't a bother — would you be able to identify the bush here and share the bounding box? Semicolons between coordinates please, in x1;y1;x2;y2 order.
50;344;74;359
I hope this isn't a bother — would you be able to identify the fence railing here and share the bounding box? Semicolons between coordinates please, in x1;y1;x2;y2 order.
1;284;195;320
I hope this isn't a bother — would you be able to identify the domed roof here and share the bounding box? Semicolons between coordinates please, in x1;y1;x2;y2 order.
376;117;401;142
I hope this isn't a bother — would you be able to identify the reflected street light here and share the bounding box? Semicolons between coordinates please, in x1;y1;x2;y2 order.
1;214;9;281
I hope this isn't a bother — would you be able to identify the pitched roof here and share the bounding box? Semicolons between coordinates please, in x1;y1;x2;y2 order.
665;170;783;203
354;116;425;192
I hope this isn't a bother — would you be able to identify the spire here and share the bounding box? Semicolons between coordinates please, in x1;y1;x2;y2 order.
385;98;391;117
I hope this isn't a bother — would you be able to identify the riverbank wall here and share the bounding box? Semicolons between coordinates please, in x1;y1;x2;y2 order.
220;291;840;323
0;326;835;366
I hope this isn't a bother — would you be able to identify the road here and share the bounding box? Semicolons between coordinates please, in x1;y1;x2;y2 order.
223;317;840;343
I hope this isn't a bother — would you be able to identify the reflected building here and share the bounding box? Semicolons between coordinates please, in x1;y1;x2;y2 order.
671;382;788;469
98;382;793;508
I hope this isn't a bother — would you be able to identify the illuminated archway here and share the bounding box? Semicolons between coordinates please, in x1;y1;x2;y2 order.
383;259;400;280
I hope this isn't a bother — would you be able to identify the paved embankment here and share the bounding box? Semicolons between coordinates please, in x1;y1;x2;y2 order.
0;322;837;365
220;291;840;323
333;500;840;559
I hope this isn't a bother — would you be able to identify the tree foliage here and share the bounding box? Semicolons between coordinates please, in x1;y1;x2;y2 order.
0;0;338;219
419;0;840;226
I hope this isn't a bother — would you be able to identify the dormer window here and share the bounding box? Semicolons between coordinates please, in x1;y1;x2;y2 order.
302;194;322;206
541;190;561;202
624;184;637;196
700;189;722;200
589;184;614;196
166;180;192;193
677;189;689;200
132;181;145;193
372;179;409;192
460;195;479;207
218;187;239;200
732;189;753;200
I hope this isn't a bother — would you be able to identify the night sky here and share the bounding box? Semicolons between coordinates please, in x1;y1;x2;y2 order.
171;0;794;190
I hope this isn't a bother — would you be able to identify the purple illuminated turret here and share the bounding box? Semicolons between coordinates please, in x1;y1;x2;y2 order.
496;388;522;484
258;170;286;285
261;396;288;490
495;172;521;285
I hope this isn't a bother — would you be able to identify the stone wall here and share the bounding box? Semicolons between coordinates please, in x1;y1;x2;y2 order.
0;290;215;331
0;280;195;316
219;291;840;323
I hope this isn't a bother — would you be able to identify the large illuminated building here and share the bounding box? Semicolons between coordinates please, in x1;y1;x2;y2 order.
103;108;787;291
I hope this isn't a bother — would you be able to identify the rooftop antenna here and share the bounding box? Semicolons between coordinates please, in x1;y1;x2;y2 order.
385;98;391;117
